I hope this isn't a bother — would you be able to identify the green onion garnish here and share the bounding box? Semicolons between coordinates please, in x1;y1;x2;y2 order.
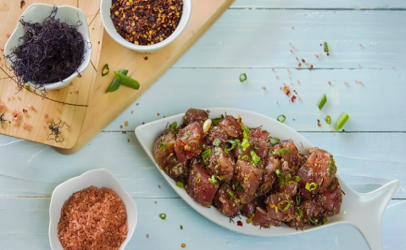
241;138;250;150
277;200;291;211
240;73;247;82
318;94;327;110
275;169;281;176
324;41;329;53
185;130;191;139
241;155;249;161
224;140;237;153
325;116;331;124
269;149;274;155
295;176;301;182
169;121;177;130
278;148;292;156
176;181;184;188
235;180;245;192
196;176;201;183
296;196;301;206
227;189;237;200
268;136;280;146
305;182;317;191
159;213;167;220
250;151;261;167
275;169;286;187
322;217;328;225
114;71;140;90
213;138;221;147
308;217;318;225
158;141;166;152
241;124;250;140
277;115;286;123
208;175;217;185
336;112;349;130
180;225;183;230
296;207;303;217
286;173;291;179
212;118;222;125
24;84;30;89
328;156;335;178
288;180;294;185
201;149;212;164
102;63;109;77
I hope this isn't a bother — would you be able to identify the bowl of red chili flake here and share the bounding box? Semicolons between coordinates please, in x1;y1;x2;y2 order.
101;0;192;53
49;169;138;250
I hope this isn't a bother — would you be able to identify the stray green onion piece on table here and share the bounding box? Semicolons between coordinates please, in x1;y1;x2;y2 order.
102;64;109;77
324;41;329;53
325;115;331;124
114;71;140;90
318;94;327;110
336;112;349;130
277;114;286;123
106;69;128;93
240;73;247;82
159;213;166;220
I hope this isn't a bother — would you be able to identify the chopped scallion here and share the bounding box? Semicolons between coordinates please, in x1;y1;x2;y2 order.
278;148;292;156
277;200;291;211
158;141;166;152
268;136;281;146
308;217;318;225
169;121;177;130
296;196;301;206
250;150;261;167
305;182;317;191
296;207;303;217
185;130;191;139
325;115;331;124
322;217;328;225
240;73;247;82
336;112;349;131
180;225;183;230
241;138;250;150
208;175;217;185
102;63;109;77
295;176;301;182
213;138;221;147
277;114;286;123
212;118;222;125
318;94;327;110
224;140;237;153
159;213;167;220
196;176;201;183
227;189;237;200
235;180;245;192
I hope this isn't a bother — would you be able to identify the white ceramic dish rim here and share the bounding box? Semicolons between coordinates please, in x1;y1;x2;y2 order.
100;0;192;52
4;3;92;90
135;107;399;250
48;168;138;250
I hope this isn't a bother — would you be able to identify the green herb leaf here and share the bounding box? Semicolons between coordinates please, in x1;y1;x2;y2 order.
277;200;291;211
169;121;177;130
227;189;237;200
325;115;331;124
240;73;247;82
318;94;327;110
278;148;292;155
305;182;317;191
212;118;222;125
185;130;191;139
235;180;245;192
277;114;286;123
336;112;349;131
176;181;184;188
208;175;217;185
102;63;109;77
114;71;140;90
213;138;222;147
296;196;301;206
328;156;335;178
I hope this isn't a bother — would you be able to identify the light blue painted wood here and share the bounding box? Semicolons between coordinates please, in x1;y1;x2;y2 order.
0;198;404;250
104;68;406;132
232;0;406;9
175;10;406;69
0;132;404;198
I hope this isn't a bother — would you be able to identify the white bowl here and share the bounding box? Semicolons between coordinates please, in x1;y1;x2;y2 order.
4;4;91;90
100;0;192;53
135;108;399;250
48;169;138;250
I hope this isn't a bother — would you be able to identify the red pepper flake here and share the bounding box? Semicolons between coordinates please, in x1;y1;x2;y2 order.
70;92;72;94
276;76;279;79
291;95;297;102
127;139;130;143
5;33;10;38
158;185;161;189
20;0;25;8
131;110;133;114
327;53;330;56
342;129;346;132
136;103;139;106
69;82;73;86
359;44;363;48
287;69;290;73
293;47;295;50
237;221;243;227
181;243;186;248
320;43;322;46
289;77;292;80
154;201;157;204
292;27;294;30
359;81;363;85
293;118;296;121
297;80;300;84
290;82;294;86
142;122;145;124
17;96;21;100
289;43;292;46
22;109;28;116
120;125;123;129
283;86;291;97
0;47;4;52
298;63;302;67
98;41;100;44
296;57;299;61
302;59;305;63
262;87;266;91
74;91;79;94
315;54;319;58
331;130;335;133
277;102;279;105
23;123;32;131
146;234;149;238
317;119;321;127
328;81;332;85
124;121;129;126
345;82;349;86
272;68;275;72
143;56;148;60
358;64;361;68
305;63;309;66
310;65;313;70
290;50;293;53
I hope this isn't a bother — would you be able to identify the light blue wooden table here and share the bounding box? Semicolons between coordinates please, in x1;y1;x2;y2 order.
1;0;406;249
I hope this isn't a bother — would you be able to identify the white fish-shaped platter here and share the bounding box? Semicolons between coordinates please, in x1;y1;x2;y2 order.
135;108;398;250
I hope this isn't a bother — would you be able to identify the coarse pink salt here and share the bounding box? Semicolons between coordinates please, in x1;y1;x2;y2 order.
11;110;22;126
23;123;32;131
0;102;7;112
28;104;35;111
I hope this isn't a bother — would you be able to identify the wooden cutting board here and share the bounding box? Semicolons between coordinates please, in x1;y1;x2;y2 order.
56;0;234;154
0;0;103;149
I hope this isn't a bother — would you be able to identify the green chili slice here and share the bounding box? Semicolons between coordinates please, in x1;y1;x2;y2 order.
325;115;331;124
102;63;109;77
114;71;140;90
318;94;327;110
240;73;247;82
277;200;291;211
196;176;201;183
106;69;128;93
277;115;286;123
24;84;30;89
336;112;349;131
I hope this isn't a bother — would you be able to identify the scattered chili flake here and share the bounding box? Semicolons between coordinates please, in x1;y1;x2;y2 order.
157;113;160;116
127;139;130;143
0;47;4;52
124;121;129;126
20;0;25;8
262;87;266;91
291;95;297;102
331;130;335;133
287;69;290;73
22;109;28;116
70;92;72;94
158;185;161;189
345;82;349;86
272;68;275;72
320;44;322;46
289;77;292;80
290;50;293;53
136;103;139;106
237;221;243;227
181;243;186;248
293;47;295;50
277;102;279;105
276;76;279;79
315;54;319;58
342;129;346;132
359;44;363;47
393;67;396;70
17;96;21;100
74;91;79;94
142;122;145;124
146;234;149;238
358;64;361;68
296;57;299;61
23;123;33;130
163;116;166;118
120;125;123;129
143;56;148;61
154;201;157;204
0;102;8;112
131;110;133;114
302;59;305;63
298;63;302;67
69;82;73;86
293;119;296;121
317;119;321;127
292;27;294;29
11;110;22;126
328;81;332;85
98;41;100;44
310;65;313;70
359;81;363;85
297;80;300;84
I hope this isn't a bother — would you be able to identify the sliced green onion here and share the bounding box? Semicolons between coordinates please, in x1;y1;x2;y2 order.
322;217;328;225
24;83;30;89
308;217;318;225
208;175;217;185
239;73;247;82
201;149;212;164
336;112;349;131
224;140;237;153
106;69;128;93
295;176;301;182
251;213;255;218
196;176;201;183
212;117;222;125
185;130;191;139
114;71;140;90
305;182;317;191
250;150;261;167
288;180;294;185
277;115;286;123
277;200;291;211
324;41;329;53
275;169;286;188
269;149;274;155
169;121;177;130
235;180;245;192
275;169;281;176
296;207;303;218
176;181;184;188
102;63;109;77
295;196;301;206
268;136;280;146
278;148;292;156
227;189;237;200
159;213;166;220
286;173;291;180
328;156;335;178
180;225;183;230
213;138;221;147
241;138;250;150
241;155;249;161
318;94;327;110
158;141;166;152
241;124;250;140
325;115;331;124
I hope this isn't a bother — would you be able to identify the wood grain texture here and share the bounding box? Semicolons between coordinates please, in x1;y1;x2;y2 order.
0;132;404;198
56;0;235;154
0;0;101;149
0;198;405;250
